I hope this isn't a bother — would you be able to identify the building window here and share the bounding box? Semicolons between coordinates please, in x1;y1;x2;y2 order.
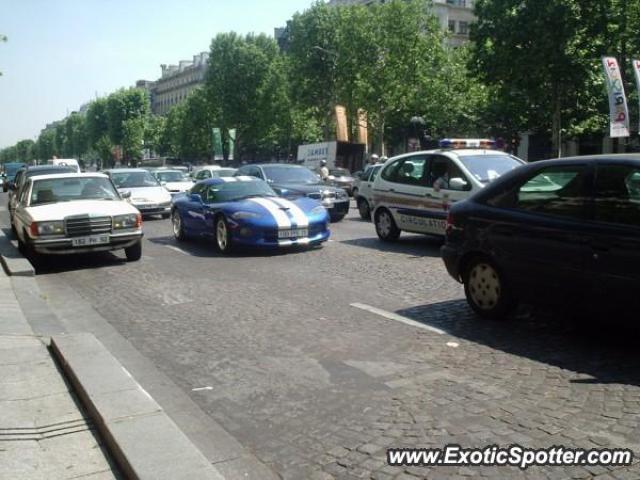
458;21;469;35
448;20;456;32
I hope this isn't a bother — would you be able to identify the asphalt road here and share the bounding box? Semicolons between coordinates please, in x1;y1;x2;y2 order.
4;196;640;480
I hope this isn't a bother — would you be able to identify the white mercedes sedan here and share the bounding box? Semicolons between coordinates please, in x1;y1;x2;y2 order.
13;173;144;261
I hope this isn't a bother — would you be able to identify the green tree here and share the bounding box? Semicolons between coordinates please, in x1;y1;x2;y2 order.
469;0;628;155
205;32;289;161
36;129;56;162
106;88;150;162
15;139;36;162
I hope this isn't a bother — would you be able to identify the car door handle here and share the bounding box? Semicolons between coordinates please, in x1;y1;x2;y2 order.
389;188;395;193
425;193;434;198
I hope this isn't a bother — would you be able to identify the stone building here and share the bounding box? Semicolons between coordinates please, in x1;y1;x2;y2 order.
325;0;476;47
137;52;209;116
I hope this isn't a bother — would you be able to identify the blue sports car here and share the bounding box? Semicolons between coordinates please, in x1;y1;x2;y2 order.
171;176;330;253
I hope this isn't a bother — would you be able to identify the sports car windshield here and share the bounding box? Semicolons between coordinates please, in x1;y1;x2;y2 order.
156;171;189;182
458;155;523;183
208;180;277;203
30;177;119;206
262;166;320;184
111;171;160;188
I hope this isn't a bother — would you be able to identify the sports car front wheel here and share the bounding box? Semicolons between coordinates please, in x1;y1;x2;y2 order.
172;210;185;241
215;216;234;254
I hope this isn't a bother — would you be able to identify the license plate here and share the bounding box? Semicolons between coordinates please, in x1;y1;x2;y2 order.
71;235;110;247
278;228;308;239
139;204;158;210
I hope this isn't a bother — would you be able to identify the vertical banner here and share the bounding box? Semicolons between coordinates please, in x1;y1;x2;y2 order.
633;59;640;133
602;56;630;138
228;129;236;161
357;109;368;146
212;128;223;161
335;105;349;142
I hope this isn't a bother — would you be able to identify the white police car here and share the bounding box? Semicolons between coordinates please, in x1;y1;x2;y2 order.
371;139;525;241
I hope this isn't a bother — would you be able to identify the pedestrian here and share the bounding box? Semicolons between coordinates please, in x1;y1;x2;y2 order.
369;154;379;165
319;159;330;181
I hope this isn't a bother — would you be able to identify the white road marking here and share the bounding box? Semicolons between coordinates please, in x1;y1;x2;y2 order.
164;245;189;255
350;303;446;335
447;341;460;348
0;206;6;212
192;386;213;392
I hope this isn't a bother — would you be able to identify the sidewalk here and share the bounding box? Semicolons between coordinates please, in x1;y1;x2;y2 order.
0;271;120;480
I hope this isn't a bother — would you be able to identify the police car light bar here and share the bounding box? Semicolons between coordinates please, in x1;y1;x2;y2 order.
439;138;496;149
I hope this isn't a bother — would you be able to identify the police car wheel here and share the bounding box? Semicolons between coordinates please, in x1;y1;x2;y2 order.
215;216;233;253
375;209;400;242
463;256;515;320
357;198;371;220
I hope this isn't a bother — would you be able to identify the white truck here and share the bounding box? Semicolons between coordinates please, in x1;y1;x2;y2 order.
297;141;365;174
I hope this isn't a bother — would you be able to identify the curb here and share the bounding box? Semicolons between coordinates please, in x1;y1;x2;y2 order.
0;229;35;277
51;333;225;480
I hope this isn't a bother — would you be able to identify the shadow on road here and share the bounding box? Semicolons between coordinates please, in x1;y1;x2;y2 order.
34;251;126;275
340;235;442;258
397;299;640;387
149;235;325;259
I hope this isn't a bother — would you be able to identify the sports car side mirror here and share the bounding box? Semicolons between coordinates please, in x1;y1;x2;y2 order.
190;193;203;203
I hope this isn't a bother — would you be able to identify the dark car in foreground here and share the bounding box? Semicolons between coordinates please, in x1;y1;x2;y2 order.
442;155;640;319
236;164;350;222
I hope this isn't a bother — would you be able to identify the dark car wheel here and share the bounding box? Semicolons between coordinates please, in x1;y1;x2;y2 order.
161;213;170;219
463;256;515;320
125;241;142;262
352;187;358;199
329;213;346;223
215;216;234;254
357;198;371;220
172;210;186;241
375;208;400;241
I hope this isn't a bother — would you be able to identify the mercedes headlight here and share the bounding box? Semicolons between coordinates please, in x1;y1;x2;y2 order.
113;214;141;229
36;221;64;236
337;190;348;199
232;211;260;220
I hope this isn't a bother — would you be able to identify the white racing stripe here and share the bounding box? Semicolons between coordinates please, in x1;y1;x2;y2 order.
247;198;291;228
219;177;237;182
350;303;446;335
269;197;309;228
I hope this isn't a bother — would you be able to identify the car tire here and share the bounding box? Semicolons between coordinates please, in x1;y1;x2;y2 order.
352;187;358;199
125;241;142;262
214;216;233;254
161;213;170;219
463;256;515;320
375;208;401;242
172;210;186;241
329;214;346;223
357;198;371;220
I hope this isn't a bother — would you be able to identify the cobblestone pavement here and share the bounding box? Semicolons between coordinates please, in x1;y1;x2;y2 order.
24;202;640;479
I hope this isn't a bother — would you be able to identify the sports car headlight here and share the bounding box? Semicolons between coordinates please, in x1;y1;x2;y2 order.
232;211;260;220
311;206;327;215
113;214;141;229
35;221;64;236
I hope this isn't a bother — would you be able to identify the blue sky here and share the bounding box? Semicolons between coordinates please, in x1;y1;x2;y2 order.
0;0;316;148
